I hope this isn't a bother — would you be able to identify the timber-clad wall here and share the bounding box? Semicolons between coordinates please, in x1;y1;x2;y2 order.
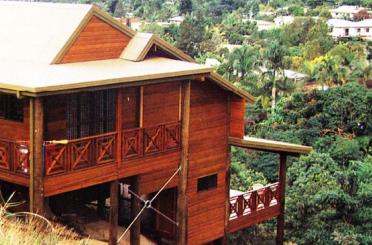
229;95;245;139
187;81;228;244
60;16;131;63
0;101;29;140
43;82;182;196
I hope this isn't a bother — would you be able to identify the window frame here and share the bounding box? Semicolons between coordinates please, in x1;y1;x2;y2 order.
197;173;218;192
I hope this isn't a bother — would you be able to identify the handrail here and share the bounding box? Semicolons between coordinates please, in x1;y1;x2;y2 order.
0;121;181;177
229;182;280;220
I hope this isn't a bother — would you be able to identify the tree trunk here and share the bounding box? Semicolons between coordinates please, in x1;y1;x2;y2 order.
271;71;277;112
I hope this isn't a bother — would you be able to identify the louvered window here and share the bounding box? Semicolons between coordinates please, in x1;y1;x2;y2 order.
0;94;24;122
66;90;116;139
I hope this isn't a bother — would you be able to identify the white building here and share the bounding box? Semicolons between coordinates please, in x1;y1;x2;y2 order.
330;5;371;19
274;16;295;26
254;20;276;31
328;18;372;39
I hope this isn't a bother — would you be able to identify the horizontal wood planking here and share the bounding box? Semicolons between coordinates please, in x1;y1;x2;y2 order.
0;171;28;186
228;205;281;233
118;151;180;179
187;81;228;244
60;16;130;63
143;82;180;127
44;163;117;196
0;100;29;140
120;87;140;129
45;95;67;140
229;95;245;138
138;167;179;195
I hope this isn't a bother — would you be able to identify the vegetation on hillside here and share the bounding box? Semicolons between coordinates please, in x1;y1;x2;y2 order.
0;197;89;245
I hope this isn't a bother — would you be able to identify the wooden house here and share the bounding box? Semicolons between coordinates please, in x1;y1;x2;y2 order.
0;2;312;245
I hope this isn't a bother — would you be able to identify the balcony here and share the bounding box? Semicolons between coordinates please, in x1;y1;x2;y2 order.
0;121;181;178
228;182;281;233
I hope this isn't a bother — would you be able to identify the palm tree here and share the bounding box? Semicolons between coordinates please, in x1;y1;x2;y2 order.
232;45;260;79
264;41;286;112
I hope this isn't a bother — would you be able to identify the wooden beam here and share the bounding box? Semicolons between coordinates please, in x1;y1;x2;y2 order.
139;86;144;128
29;97;45;214
229;137;312;156
116;90;123;165
224;94;231;244
276;154;287;245
109;180;119;245
177;80;191;245
130;176;141;245
17;74;206;98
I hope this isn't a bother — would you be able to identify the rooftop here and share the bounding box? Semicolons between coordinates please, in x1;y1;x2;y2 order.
0;1;253;102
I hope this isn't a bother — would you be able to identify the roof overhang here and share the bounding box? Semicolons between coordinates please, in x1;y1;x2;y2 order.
207;73;255;103
229;136;312;156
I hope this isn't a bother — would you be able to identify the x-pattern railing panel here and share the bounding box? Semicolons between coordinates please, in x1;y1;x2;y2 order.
0;138;29;175
122;128;141;159
45;144;67;175
230;182;280;220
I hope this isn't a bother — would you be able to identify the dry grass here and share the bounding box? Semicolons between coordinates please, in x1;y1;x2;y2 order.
0;193;91;245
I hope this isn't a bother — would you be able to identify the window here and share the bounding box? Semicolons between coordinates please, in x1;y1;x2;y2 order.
367;28;370;33
357;28;361;33
0;94;24;122
197;174;218;192
66;90;116;139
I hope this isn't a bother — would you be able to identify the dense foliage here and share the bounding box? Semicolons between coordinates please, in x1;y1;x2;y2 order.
233;83;372;244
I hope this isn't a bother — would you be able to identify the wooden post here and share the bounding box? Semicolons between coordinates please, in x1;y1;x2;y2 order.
97;185;106;219
177;80;191;245
29;97;45;214
223;95;231;245
130;176;141;245
276;154;287;245
109;180;119;245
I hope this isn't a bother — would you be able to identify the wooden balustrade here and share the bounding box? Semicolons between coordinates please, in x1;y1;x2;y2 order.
44;121;181;176
0;138;29;175
122;121;181;160
229;182;280;232
45;132;117;176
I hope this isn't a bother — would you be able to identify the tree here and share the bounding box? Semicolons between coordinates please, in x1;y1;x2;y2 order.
264;40;287;112
179;0;192;15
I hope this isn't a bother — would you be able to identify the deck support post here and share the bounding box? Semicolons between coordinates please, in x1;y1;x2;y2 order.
276;154;287;245
177;80;191;245
109;180;119;245
223;95;231;245
97;185;106;219
29;97;45;214
130;176;141;245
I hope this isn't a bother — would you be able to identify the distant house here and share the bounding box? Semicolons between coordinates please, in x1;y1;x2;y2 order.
274;16;295;26
120;17;142;31
168;16;184;25
330;5;371;19
328;18;372;39
254;20;276;31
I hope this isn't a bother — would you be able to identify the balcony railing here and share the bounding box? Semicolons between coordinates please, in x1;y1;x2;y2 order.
229;182;280;232
122;121;181;160
44;121;181;176
0;138;29;175
44;132;117;176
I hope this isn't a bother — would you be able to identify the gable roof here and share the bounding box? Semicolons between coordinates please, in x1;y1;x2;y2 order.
0;1;255;103
0;1;91;64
